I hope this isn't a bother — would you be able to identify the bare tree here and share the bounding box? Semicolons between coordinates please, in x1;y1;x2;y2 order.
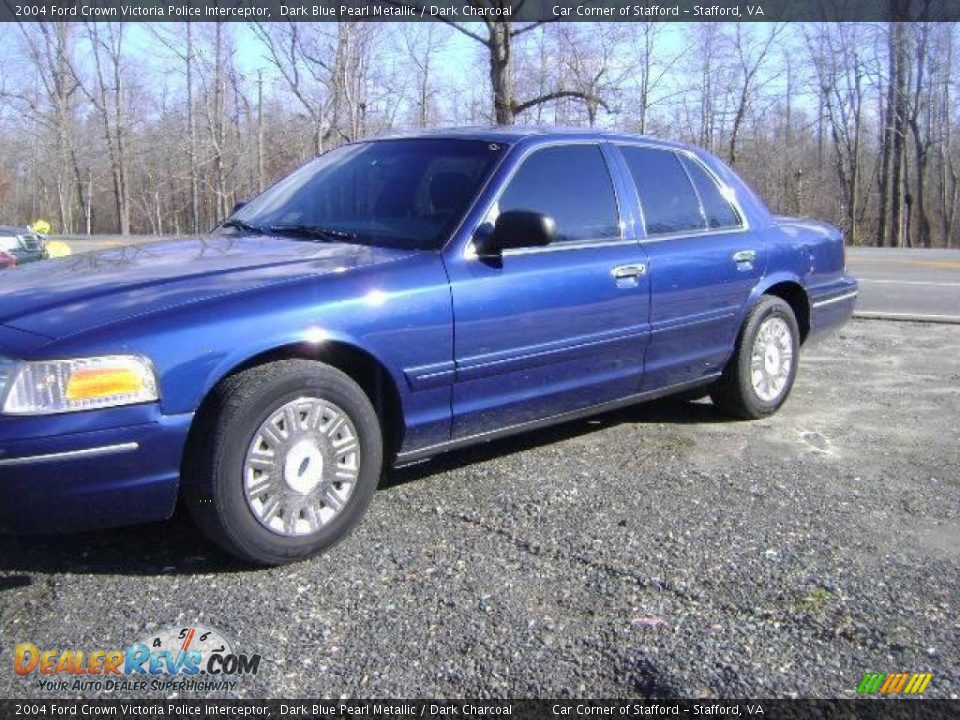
936;26;959;247
252;22;337;154
73;22;133;235
1;19;958;247
627;22;686;134
547;24;627;126
399;2;607;124
401;24;446;127
806;24;871;245
728;24;783;166
887;20;911;247
4;23;86;233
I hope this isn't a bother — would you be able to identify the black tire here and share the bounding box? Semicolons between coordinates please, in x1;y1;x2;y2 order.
184;359;383;566
710;296;800;420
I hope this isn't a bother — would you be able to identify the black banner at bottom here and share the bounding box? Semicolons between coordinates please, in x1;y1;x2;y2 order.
2;699;958;720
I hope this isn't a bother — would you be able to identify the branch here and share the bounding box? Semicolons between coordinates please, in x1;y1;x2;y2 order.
378;2;490;45
434;19;490;46
513;89;611;116
511;21;556;38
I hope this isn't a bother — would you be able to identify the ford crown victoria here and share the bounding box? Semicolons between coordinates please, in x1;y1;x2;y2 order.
0;129;858;564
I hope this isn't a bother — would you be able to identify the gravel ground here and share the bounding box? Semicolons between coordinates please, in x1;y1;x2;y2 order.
1;319;957;700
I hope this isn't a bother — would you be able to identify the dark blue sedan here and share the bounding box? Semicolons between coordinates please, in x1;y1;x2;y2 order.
0;128;858;564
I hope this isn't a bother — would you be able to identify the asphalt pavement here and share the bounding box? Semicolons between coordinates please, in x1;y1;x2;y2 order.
1;318;957;699
847;247;960;323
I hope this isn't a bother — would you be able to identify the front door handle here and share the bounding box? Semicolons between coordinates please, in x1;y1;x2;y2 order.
733;250;756;263
611;264;647;280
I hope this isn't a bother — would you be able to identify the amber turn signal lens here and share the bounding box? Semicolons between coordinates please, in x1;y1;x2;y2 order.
66;368;145;401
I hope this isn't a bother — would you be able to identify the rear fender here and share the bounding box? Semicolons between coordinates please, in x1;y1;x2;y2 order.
743;272;806;326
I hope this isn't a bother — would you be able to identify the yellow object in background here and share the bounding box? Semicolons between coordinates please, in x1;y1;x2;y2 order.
45;240;71;258
30;219;51;235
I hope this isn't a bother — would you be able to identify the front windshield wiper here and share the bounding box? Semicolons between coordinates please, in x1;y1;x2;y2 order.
220;219;265;235
268;224;358;242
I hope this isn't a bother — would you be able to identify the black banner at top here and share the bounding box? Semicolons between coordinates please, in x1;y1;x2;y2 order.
2;0;959;22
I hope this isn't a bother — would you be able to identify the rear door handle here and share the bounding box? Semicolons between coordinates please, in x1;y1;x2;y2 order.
611;264;647;280
733;250;756;263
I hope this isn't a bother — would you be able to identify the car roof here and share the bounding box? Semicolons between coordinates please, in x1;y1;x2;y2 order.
0;225;29;234
365;126;695;153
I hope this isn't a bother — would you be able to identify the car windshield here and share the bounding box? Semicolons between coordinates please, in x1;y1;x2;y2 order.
226;138;505;251
0;236;21;252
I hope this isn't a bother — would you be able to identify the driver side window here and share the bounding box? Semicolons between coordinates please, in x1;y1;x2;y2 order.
493;145;621;243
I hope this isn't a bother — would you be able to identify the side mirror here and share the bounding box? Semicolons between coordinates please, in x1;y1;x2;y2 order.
475;210;555;256
231;200;247;215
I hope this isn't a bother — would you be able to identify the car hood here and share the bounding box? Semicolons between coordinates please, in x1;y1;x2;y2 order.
0;235;420;340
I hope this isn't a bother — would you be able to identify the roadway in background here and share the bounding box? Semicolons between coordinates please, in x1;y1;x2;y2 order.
846;247;960;323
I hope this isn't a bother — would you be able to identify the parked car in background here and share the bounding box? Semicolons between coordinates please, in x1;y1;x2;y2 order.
0;128;858;565
0;226;46;265
0;250;15;269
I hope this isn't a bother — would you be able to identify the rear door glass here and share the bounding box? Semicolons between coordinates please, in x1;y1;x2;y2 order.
619;146;704;236
679;154;742;229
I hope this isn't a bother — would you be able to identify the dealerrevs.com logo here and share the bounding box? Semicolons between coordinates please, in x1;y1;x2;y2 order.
13;625;262;693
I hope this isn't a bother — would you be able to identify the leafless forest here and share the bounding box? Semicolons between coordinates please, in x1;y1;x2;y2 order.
0;19;957;247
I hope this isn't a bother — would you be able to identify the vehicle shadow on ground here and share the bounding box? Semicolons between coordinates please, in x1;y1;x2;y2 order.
0;399;730;579
384;397;732;489
0;512;245;581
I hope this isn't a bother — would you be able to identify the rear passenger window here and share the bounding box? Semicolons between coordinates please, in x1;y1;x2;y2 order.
619;146;704;235
679;154;742;229
497;145;619;243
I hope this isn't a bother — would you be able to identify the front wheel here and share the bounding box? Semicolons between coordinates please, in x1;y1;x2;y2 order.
184;360;383;566
711;296;800;420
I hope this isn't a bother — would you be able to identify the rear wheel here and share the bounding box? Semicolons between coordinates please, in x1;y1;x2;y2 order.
711;296;800;420
184;360;383;566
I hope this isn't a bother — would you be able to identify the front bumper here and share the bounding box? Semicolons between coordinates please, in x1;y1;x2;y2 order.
0;404;192;533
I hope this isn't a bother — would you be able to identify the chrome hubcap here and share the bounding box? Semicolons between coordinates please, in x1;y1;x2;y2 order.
243;397;360;537
750;317;793;403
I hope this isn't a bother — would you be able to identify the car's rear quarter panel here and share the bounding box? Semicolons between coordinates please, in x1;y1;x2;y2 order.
770;217;858;340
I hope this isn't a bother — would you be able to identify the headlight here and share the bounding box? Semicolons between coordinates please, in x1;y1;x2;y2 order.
1;355;159;415
0;356;14;403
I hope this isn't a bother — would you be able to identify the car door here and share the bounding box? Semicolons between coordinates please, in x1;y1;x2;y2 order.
444;142;651;439
614;144;765;391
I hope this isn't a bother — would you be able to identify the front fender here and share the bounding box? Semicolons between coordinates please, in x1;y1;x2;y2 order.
199;327;404;406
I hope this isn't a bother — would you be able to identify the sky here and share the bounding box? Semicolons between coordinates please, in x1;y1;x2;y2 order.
0;21;817;130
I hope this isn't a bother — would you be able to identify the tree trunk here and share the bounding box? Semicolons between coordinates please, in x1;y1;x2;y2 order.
877;26;895;248
113;34;130;235
187;24;200;233
256;69;265;192
890;21;908;248
489;23;513;125
212;23;228;221
908;24;932;248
